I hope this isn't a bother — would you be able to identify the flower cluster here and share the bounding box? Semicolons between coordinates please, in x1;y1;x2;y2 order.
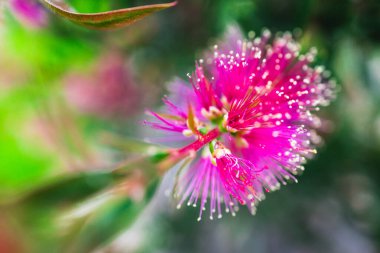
146;26;336;221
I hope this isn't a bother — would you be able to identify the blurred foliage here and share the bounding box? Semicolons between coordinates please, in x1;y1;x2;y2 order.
0;0;380;252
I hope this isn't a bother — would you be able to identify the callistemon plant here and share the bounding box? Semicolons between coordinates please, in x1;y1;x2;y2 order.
146;26;336;221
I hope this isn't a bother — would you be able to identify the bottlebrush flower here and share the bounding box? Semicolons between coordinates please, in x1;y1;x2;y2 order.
146;26;336;221
9;0;47;29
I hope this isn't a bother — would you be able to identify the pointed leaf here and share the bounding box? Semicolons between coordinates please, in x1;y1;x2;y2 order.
61;179;159;253
11;171;124;207
38;0;177;30
6;155;153;208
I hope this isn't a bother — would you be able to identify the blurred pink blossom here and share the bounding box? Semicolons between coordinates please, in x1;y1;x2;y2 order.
65;52;140;119
9;0;47;29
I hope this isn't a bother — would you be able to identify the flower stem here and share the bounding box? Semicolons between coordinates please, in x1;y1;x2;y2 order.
156;128;221;174
176;128;221;156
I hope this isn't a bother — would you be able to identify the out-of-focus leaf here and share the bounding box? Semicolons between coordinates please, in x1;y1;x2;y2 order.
6;153;156;209
144;178;159;200
99;132;161;153
38;0;177;30
12;171;124;207
61;179;159;253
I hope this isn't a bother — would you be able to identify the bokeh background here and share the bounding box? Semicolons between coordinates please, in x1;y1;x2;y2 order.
0;0;380;252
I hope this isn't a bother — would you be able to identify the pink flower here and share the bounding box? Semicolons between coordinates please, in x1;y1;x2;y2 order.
9;0;47;29
146;26;336;220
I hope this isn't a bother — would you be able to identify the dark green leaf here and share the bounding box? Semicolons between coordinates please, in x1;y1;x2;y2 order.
62;198;139;253
39;0;177;30
12;171;124;207
62;179;159;252
144;178;159;200
4;153;157;209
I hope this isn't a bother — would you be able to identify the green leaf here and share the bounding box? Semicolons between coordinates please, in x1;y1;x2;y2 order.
39;0;177;30
12;171;124;207
7;154;156;208
61;179;159;252
144;178;160;200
